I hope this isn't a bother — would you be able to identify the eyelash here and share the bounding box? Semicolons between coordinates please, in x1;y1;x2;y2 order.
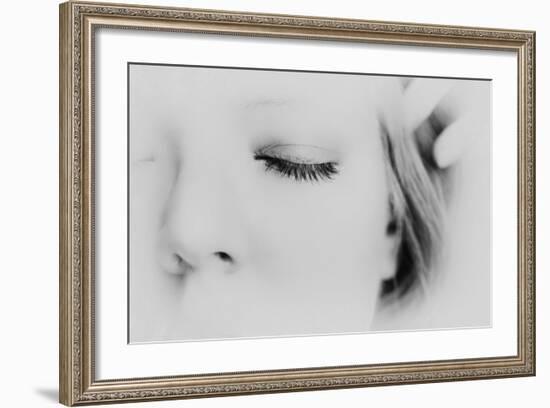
254;154;339;183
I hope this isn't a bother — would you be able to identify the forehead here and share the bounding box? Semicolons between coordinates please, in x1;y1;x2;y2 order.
130;65;401;115
129;65;405;156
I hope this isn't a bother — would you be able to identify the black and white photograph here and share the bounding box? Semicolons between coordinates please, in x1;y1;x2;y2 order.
128;64;491;344
52;1;536;405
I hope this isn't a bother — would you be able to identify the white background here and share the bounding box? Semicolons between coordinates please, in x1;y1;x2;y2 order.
0;0;545;407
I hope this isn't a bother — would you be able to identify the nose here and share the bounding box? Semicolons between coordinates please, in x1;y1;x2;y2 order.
157;160;243;276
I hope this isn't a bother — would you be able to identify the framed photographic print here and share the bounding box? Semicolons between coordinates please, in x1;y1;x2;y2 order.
59;0;536;405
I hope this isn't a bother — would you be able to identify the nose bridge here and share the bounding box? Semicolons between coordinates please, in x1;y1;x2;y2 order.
161;151;239;268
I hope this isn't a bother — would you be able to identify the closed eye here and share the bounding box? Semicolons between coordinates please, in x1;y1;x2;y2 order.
254;153;339;183
134;155;156;164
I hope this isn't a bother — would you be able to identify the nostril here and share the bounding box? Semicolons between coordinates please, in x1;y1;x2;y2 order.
215;251;233;262
161;252;193;276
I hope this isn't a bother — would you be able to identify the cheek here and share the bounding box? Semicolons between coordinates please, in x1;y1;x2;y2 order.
248;136;390;296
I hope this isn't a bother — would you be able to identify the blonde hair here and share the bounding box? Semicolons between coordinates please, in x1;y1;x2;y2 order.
378;93;447;301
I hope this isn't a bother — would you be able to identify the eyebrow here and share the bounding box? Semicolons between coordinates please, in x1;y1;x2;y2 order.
242;98;293;110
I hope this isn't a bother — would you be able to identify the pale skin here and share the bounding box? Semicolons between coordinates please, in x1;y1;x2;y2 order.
129;65;477;342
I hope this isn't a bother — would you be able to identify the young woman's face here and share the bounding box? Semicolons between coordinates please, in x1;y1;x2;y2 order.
130;66;399;341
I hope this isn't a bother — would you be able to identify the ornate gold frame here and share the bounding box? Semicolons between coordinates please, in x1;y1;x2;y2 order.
59;1;536;405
